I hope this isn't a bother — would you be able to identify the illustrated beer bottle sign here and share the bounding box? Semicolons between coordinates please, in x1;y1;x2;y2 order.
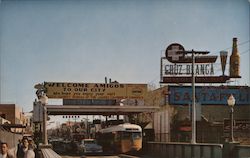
229;38;240;78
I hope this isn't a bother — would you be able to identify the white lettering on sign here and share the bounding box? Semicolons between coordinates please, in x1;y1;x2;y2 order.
164;63;214;76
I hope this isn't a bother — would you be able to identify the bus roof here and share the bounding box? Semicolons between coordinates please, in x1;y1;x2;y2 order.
100;123;142;133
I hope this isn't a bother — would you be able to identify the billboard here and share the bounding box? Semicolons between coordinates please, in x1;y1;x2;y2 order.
44;82;147;100
168;86;250;105
160;42;240;83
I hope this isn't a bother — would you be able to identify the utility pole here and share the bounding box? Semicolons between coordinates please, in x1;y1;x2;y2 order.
191;50;196;144
178;49;209;144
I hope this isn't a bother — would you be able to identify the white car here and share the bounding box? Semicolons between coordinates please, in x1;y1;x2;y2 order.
79;139;103;154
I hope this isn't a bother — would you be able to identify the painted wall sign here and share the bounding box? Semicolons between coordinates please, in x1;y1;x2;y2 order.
44;82;147;100
168;86;250;105
224;119;250;132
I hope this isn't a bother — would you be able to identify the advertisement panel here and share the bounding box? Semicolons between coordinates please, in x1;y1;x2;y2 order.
44;82;147;100
168;86;250;105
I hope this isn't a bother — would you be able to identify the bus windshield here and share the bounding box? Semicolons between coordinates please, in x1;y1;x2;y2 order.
132;132;142;140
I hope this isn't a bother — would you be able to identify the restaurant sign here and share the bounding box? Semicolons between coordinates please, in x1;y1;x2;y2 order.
44;82;147;100
168;86;250;105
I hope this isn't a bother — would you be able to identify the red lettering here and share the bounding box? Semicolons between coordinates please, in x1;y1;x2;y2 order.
183;92;191;101
174;92;180;101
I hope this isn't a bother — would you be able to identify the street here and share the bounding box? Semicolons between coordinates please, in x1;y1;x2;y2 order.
60;154;152;158
61;156;120;158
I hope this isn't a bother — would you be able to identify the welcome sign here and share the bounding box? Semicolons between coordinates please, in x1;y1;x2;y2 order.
44;82;147;100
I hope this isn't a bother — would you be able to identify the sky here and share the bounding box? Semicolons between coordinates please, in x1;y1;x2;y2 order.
0;0;249;113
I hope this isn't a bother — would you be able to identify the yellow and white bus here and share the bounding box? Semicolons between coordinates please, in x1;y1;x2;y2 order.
97;123;142;153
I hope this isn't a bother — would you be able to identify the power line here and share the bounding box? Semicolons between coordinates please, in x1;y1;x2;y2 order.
240;49;250;55
210;40;250;55
161;40;249;56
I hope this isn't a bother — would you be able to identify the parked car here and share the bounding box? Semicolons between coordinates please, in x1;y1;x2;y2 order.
79;139;103;154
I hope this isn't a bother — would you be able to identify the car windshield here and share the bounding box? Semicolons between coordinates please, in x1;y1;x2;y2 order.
83;140;96;144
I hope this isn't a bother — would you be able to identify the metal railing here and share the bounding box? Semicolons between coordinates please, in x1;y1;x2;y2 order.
39;144;61;158
235;145;250;158
147;142;250;158
147;142;223;158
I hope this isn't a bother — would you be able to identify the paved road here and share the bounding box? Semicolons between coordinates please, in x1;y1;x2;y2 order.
61;154;152;158
61;155;120;158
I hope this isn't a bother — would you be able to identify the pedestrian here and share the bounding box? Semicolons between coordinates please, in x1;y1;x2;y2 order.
28;139;36;151
16;137;35;158
16;138;26;158
0;142;14;158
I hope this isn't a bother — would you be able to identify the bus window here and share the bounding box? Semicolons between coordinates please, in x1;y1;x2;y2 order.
122;132;131;139
115;131;122;141
132;132;141;140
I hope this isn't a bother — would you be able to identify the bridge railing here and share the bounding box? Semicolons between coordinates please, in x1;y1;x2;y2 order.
147;142;250;158
39;144;61;158
147;141;223;158
235;145;250;158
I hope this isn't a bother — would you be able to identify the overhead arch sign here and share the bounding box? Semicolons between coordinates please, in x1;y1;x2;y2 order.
44;82;147;100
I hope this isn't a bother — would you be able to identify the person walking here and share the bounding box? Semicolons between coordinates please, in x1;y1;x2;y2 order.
16;138;35;158
0;142;14;158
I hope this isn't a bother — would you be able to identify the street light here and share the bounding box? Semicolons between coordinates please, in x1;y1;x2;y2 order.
81;117;89;138
227;94;235;142
39;94;48;105
39;94;48;145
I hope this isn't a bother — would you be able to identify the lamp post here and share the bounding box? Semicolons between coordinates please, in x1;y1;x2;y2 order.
39;94;48;145
227;94;235;142
81;117;89;138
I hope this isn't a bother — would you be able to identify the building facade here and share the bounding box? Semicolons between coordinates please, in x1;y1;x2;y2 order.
0;104;23;124
144;86;250;144
0;104;27;133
